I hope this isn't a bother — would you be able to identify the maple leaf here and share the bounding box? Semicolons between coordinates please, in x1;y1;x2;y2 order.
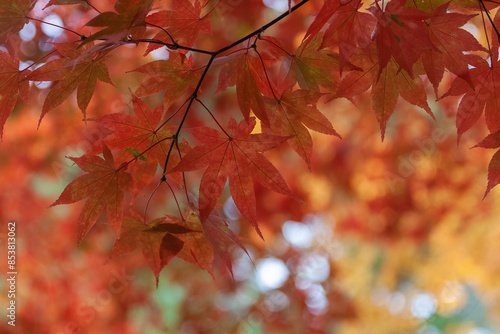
441;10;500;143
422;3;485;96
333;49;377;102
170;117;294;239
112;203;248;281
83;0;153;44
368;0;432;78
134;52;202;109
174;210;215;277
474;130;500;197
194;206;249;279
50;144;133;244
145;0;212;54
26;42;113;126
319;0;376;72
0;51;30;140
0;0;33;38
179;204;249;279
110;215;195;286
215;47;273;125
334;52;433;140
303;0;341;41
279;32;342;92
263;87;341;168
88;92;179;196
372;60;433;139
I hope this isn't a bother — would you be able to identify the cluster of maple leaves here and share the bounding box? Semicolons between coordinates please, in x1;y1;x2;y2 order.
1;0;500;283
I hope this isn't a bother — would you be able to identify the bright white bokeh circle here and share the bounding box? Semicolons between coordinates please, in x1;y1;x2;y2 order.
41;14;64;38
255;257;289;292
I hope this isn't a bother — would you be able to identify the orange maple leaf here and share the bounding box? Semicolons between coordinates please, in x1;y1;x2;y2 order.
170;117;295;239
50;144;133;244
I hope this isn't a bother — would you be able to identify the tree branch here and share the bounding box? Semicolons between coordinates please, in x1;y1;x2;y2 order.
152;1;310;196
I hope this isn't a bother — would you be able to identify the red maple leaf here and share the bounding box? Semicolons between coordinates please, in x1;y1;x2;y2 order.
422;2;486;96
110;214;195;286
320;0;376;72
279;32;342;92
177;203;249;279
194;204;249;279
112;201;249;281
89;92;180;196
145;0;212;54
26;42;113;126
303;0;341;41
263;86;341;168
83;0;153;44
134;52;202;109
174;209;215;277
50;144;133;244
371;59;433;139
441;9;500;144
215;46;274;125
0;0;33;38
170;117;294;239
474;130;500;197
444;62;499;142
0;51;29;140
368;0;432;78
334;51;433;140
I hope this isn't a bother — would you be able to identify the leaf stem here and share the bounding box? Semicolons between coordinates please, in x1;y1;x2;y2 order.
166;181;185;221
155;94;192;131
85;0;101;13
26;16;86;39
201;0;222;19
20;49;57;72
145;22;178;47
254;47;279;100
259;36;292;57
144;181;162;221
174;140;190;202
196;98;231;137
117;135;174;172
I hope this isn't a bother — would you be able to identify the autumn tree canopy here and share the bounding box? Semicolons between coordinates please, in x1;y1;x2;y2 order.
2;0;500;332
